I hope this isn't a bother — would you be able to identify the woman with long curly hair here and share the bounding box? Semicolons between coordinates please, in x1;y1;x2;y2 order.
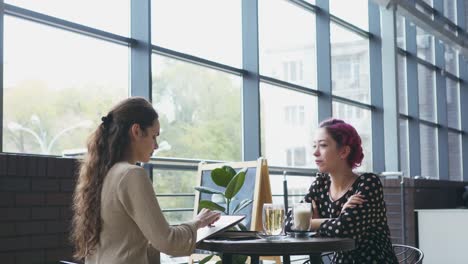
71;97;220;264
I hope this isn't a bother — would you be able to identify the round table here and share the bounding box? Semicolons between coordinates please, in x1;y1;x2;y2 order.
197;236;355;264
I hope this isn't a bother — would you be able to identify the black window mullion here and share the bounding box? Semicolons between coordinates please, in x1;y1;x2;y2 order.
369;1;385;172
130;0;151;100
459;58;468;181
316;0;332;121
434;0;449;180
241;0;260;161
405;11;422;178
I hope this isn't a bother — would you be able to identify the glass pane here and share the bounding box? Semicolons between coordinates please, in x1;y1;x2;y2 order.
329;0;368;30
443;0;457;25
332;101;373;172
419;124;438;179
416;0;433;18
153;169;198;194
417;64;436;122
158;197;195;211
398;55;407;114
152;0;241;67
161;211;194;225
269;174;315;207
6;0;129;36
416;27;434;63
396;15;406;49
444;44;458;76
331;23;370;103
259;0;316;89
448;132;462;181
3;16;128;155
446;78;460;129
152;55;241;161
399;119;410;178
260;83;318;167
421;0;433;6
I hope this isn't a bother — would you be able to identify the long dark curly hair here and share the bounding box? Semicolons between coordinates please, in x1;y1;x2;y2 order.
71;97;158;260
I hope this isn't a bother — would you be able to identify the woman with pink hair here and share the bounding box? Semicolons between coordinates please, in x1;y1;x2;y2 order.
305;118;397;263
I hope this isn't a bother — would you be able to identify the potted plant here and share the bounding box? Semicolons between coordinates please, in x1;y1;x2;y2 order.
195;165;252;263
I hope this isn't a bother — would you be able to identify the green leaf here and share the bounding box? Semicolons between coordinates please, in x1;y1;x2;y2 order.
194;186;224;195
198;200;225;213
232;199;253;214
224;168;247;199
223;166;237;178
236;222;248;231
215;261;222;264
211;167;233;187
232;254;248;264
199;254;214;264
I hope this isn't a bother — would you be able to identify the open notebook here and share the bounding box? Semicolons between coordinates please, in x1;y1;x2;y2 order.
196;215;246;243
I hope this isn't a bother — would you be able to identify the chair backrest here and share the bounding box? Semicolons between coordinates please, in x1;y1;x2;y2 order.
393;244;424;264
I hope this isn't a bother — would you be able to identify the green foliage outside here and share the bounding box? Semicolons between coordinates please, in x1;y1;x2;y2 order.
3;80;125;155
152;55;242;162
5;55;243;227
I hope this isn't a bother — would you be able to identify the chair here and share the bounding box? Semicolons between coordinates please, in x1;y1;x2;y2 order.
304;244;424;264
301;252;333;264
393;244;424;264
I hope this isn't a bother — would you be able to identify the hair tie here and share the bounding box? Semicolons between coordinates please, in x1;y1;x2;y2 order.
101;113;113;127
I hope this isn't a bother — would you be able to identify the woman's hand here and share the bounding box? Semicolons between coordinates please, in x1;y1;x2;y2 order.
341;192;367;213
194;208;221;229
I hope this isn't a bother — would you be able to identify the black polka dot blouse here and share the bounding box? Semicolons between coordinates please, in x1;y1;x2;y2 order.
304;173;398;264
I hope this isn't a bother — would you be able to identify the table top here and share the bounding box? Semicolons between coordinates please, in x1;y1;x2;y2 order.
197;236;355;256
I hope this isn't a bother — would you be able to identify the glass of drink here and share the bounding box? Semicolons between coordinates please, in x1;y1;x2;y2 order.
292;203;312;232
262;203;285;236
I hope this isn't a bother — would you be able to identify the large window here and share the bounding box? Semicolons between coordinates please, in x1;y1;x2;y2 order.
331;23;370;104
332;101;372;172
152;55;242;161
6;0;130;36
152;169;197;224
416;27;434;63
151;0;241;67
446;78;460;129
445;44;458;76
3;16;128;155
448;132;462;181
2;0;466;188
398;55;408;114
259;0;317;89
417;64;436;122
260;83;318;168
329;0;368;30
419;123;438;179
443;0;457;25
399;119;410;177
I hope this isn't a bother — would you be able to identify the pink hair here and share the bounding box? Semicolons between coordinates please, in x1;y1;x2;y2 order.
319;118;364;169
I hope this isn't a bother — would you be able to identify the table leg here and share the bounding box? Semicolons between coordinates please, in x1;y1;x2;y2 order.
221;253;233;264
309;254;322;264
282;255;291;264
250;255;260;264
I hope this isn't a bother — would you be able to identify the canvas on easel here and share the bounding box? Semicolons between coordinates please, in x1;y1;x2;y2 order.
191;157;280;264
193;157;271;231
